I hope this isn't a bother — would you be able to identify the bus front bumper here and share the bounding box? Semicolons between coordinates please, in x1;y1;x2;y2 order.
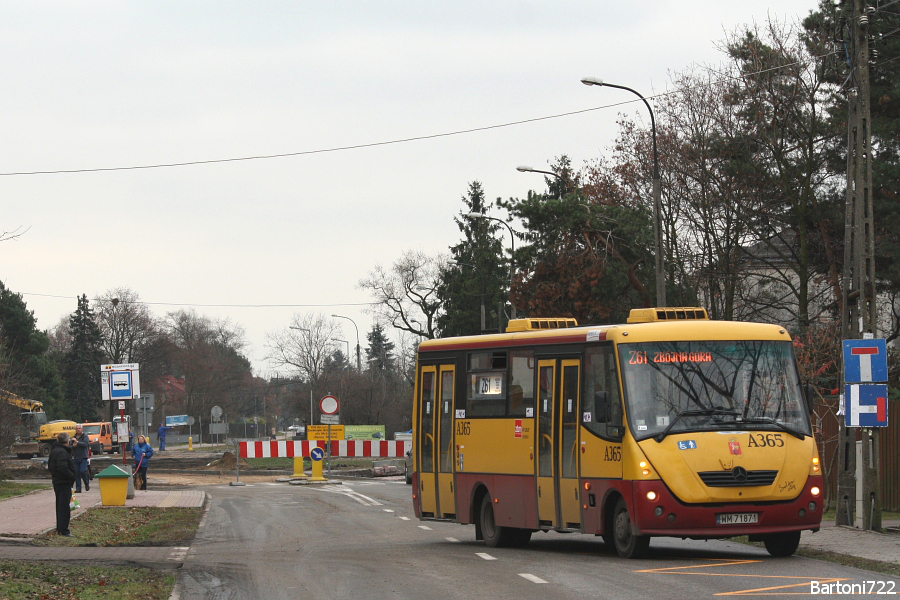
630;476;824;538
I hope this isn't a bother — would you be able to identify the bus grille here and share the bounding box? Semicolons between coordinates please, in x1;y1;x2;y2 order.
698;469;778;487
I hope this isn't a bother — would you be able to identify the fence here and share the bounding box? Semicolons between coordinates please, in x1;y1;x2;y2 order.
815;396;899;512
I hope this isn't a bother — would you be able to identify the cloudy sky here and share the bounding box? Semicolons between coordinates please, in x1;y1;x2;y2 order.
1;1;817;374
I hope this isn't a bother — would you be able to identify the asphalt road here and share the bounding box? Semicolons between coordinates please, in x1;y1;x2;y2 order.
177;478;900;599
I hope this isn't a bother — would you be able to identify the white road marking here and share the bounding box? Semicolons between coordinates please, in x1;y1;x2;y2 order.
418;525;433;530
315;486;383;506
476;553;496;561
519;574;548;584
383;509;395;513
399;516;410;521
445;537;459;543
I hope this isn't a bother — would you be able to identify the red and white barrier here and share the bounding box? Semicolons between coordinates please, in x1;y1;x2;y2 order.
239;439;409;459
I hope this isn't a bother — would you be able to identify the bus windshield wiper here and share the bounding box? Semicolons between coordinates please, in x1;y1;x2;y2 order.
653;409;740;443
739;416;806;439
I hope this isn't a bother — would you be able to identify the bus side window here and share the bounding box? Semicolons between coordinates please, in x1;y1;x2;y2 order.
583;345;623;441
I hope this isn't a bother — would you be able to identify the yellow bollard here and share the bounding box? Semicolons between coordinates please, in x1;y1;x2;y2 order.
291;456;308;479
309;446;326;481
188;436;193;451
309;457;326;481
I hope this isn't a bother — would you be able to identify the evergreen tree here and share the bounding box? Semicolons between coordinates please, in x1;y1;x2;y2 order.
436;181;509;336
0;281;64;413
63;294;105;420
365;323;395;372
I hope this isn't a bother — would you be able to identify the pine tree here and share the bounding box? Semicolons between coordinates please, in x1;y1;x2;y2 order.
436;181;509;336
63;294;105;420
365;324;395;372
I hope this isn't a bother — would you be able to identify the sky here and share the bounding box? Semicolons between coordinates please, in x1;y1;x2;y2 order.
1;1;819;376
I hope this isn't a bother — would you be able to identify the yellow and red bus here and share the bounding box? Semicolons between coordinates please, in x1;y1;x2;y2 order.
411;307;823;558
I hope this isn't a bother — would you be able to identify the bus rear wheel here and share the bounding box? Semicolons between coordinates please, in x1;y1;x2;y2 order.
763;531;801;557
613;498;650;559
479;494;529;548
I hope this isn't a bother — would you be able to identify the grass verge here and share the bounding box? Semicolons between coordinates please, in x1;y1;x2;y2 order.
33;506;203;547
0;480;50;501
0;559;174;600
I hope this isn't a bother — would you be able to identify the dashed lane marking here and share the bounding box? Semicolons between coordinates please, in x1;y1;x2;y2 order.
446;537;460;543
519;574;548;584
476;552;497;561
418;525;433;530
399;516;410;521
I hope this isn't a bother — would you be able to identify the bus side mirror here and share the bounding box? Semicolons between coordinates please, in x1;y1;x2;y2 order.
803;383;816;415
594;391;610;423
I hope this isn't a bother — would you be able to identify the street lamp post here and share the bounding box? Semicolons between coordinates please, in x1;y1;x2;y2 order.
581;76;666;307
517;165;563;200
466;213;517;320
331;314;361;371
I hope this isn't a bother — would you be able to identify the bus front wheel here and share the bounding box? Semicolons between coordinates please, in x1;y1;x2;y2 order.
763;531;801;557
613;497;650;559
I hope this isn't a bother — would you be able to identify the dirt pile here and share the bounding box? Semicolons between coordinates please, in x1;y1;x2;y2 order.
204;451;250;471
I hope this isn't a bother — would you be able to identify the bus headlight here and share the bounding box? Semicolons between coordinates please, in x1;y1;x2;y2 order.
811;457;820;473
810;486;820;496
646;491;658;501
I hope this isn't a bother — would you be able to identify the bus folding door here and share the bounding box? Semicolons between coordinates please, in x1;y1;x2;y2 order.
437;366;456;518
417;367;438;516
535;359;582;530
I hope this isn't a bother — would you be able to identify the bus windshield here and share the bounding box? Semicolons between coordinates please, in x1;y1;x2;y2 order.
619;340;811;441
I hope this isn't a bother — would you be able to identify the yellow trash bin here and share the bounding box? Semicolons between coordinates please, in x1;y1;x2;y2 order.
95;464;131;506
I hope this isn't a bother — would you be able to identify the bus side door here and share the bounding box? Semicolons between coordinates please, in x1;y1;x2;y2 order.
536;360;557;527
559;359;582;528
437;366;456;518
535;358;582;529
417;366;438;516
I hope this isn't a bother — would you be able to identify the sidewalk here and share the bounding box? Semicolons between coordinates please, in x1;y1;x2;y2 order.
0;485;205;568
799;519;900;565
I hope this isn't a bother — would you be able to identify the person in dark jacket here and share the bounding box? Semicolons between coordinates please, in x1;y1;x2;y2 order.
131;434;154;490
48;432;76;537
71;424;90;493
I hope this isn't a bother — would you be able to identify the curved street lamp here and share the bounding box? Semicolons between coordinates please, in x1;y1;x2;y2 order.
331;314;361;371
465;213;516;319
581;76;666;307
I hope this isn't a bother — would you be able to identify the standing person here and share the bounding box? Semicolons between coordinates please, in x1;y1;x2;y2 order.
131;434;153;490
157;423;171;451
71;424;90;493
48;432;76;537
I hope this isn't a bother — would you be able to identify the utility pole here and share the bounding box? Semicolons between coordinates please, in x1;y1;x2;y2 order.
837;0;880;530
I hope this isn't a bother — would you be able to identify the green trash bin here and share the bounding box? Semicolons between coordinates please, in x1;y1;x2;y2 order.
95;464;131;506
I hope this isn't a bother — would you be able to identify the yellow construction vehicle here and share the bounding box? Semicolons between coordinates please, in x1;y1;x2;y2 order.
2;389;77;458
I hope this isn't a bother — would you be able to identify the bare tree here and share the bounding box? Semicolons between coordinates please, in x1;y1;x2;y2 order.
0;226;29;244
358;249;447;339
265;313;340;385
95;288;160;364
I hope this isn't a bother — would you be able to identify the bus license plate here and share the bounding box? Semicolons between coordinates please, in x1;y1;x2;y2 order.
716;512;758;525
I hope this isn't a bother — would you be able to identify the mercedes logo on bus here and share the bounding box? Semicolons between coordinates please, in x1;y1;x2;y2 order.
732;466;749;483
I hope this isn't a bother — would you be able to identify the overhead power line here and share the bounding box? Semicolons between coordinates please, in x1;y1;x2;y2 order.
20;291;376;310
